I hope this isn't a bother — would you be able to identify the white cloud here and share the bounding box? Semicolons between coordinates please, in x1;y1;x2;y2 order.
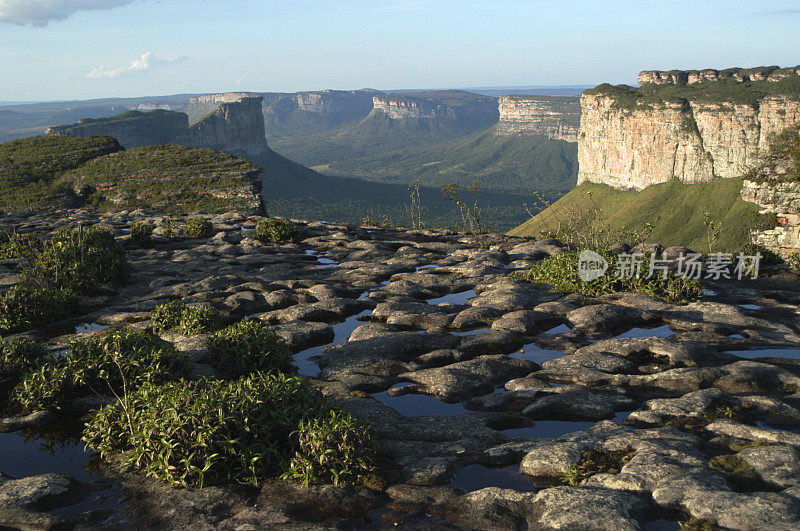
87;51;187;79
0;0;134;26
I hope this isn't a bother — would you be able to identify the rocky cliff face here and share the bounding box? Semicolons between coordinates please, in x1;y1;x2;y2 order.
578;67;800;190
371;91;499;124
637;65;800;86
496;95;580;142
188;97;268;157
47;95;269;158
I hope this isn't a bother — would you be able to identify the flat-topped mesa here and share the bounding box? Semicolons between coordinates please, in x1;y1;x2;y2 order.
371;91;499;123
578;64;800;191
293;90;376;114
496;95;580;142
47;95;270;158
637;65;800;86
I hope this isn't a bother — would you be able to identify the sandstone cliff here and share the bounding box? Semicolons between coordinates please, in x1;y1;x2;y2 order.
578;66;800;190
638;65;800;86
496;95;580;142
47;95;269;158
371;91;498;125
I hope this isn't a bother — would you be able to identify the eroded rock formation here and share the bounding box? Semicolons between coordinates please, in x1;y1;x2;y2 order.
47;95;269;158
496;95;580;142
578;67;800;190
371;91;498;124
637;65;800;86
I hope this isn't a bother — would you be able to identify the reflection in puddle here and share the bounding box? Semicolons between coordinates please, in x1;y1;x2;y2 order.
371;390;467;417
646;520;682;531
500;410;634;439
727;348;800;359
75;323;109;334
450;464;537;493
510;342;564;365
542;323;571;335
702;288;718;296
452;327;491;337
427;289;477;306
614;325;673;339
293;309;372;376
415;264;440;272
0;432;96;482
739;304;762;310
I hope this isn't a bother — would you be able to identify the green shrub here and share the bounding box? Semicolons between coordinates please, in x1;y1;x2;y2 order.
185;217;213;238
282;409;377;486
0;232;42;260
0;285;77;334
130;222;154;246
151;301;218;335
561;449;635;485
255;219;298;244
83;372;329;487
708;454;759;491
10;328;186;414
203;319;292;379
24;225;128;295
0;337;49;405
524;251;702;303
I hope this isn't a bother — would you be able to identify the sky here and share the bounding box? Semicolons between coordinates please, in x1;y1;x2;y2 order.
2;0;799;102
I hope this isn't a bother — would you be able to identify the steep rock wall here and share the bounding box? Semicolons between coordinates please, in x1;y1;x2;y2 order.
47;95;269;158
371;91;499;124
578;74;800;190
496;95;580;142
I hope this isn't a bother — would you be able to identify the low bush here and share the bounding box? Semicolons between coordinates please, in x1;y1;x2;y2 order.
130;222;154;246
150;301;218;335
282;409;377;486
185;217;213;238
255;219;298;244
83;372;329;487
0;285;77;334
561;448;635;485
24;225;128;295
524;251;703;303
10;328;186;414
203;319;292;379
0;337;49;405
0;232;42;260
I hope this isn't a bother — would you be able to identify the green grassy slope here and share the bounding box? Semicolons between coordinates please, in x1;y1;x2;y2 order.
318;126;577;194
508;179;763;251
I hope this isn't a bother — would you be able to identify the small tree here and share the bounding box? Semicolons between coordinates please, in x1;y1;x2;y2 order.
405;177;424;229
442;179;483;233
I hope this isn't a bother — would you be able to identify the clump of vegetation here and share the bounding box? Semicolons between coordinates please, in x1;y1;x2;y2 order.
679;517;722;530
703;398;757;424
788;252;800;271
524;251;703;303
0;285;77;334
561;448;635;485
0;232;42;260
10;328;186;414
442;179;487;234
255;218;298;244
283;409;377;486
23;225;128;295
750;124;800;183
150;301;218;335
185;217;214;238
708;454;759;491
203;319;292;379
130;222;154;246
83;372;330;487
0;336;49;404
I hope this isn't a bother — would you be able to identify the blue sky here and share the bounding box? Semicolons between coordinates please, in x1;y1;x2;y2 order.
2;0;799;101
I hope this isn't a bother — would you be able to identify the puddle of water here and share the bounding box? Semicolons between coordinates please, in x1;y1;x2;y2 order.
371;391;467;417
614;325;673;339
646;520;682;531
415;264;440;272
729;333;745;339
500;410;634;439
756;421;800;434
292;309;372;376
315;257;338;269
542;323;571;335
75;323;109;334
726;348;800;359
450;464;537;493
427;289;477;306
510;342;565;364
0;432;96;482
702;288;718;296
739;304;762;310
452;327;491;337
